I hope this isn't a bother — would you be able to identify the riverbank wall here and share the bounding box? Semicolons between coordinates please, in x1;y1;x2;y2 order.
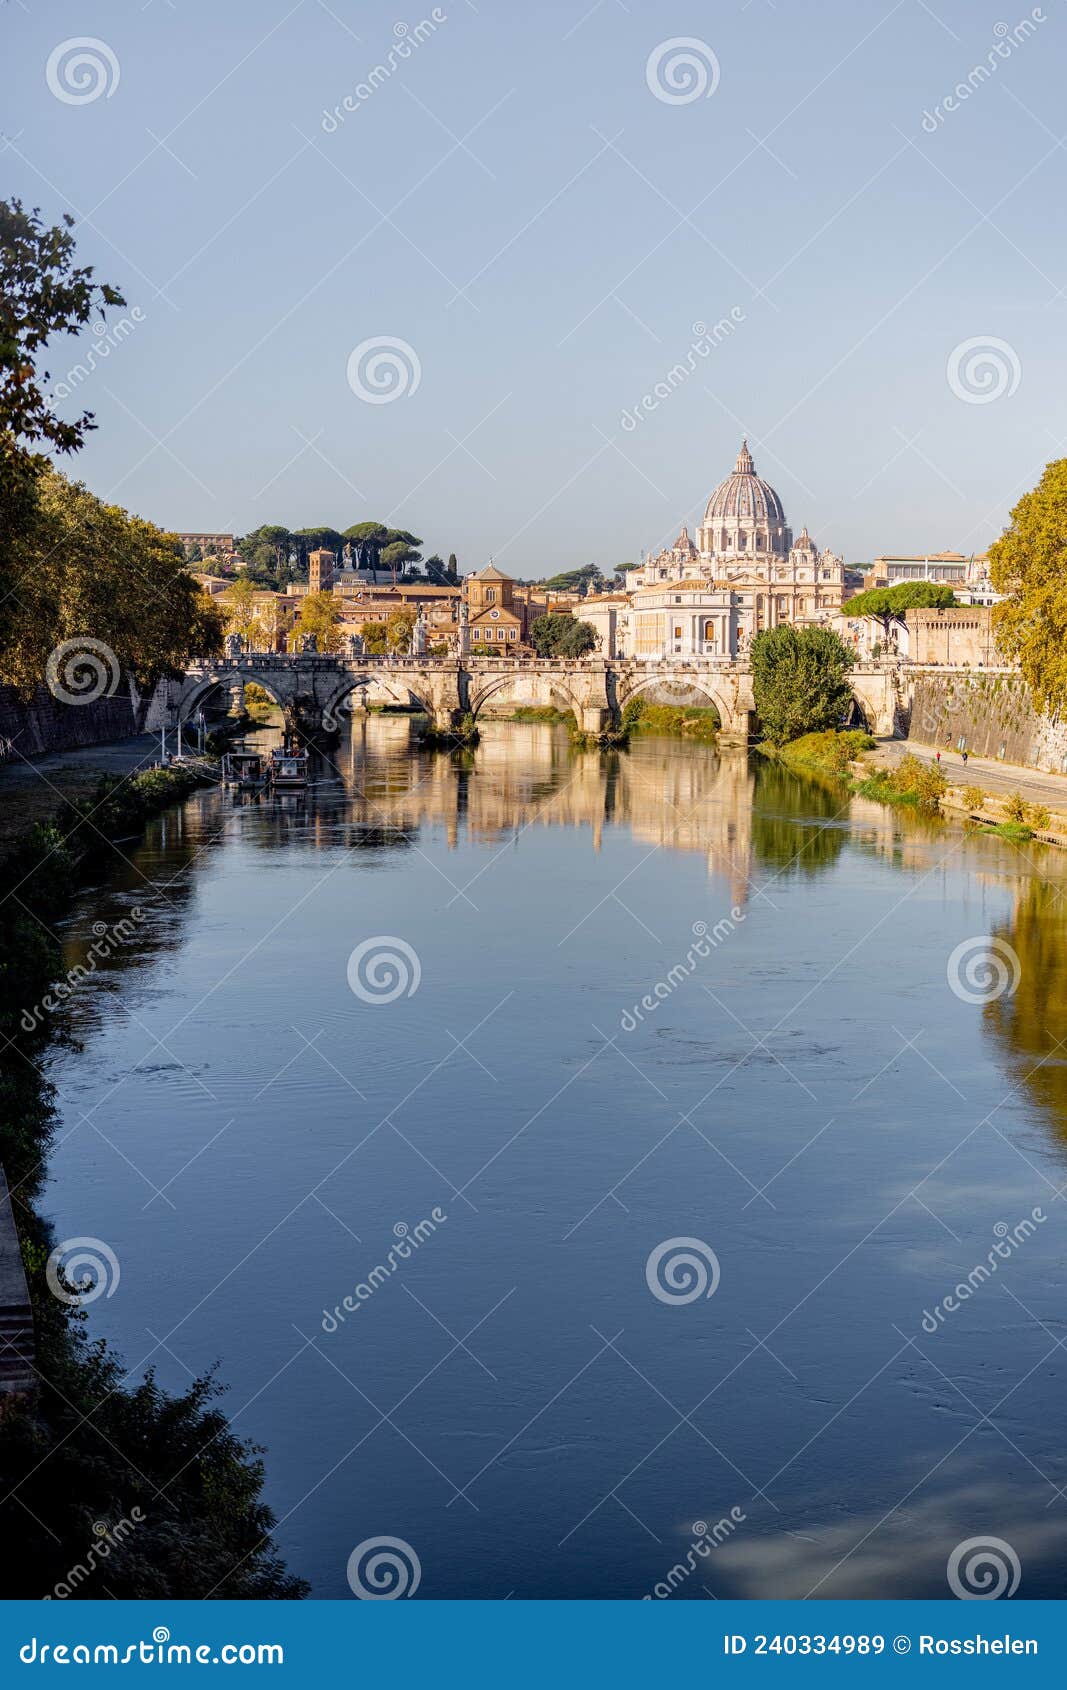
907;672;1067;773
0;678;171;763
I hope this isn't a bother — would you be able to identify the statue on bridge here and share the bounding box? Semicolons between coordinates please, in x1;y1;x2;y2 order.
348;632;365;658
225;632;244;658
412;606;428;657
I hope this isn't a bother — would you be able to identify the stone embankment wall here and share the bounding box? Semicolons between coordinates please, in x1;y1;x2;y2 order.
908;672;1067;773
0;678;171;763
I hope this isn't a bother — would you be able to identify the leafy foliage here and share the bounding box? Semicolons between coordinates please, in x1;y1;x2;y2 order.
290;590;342;653
1;467;224;695
529;613;597;657
750;624;854;746
844;582;956;634
989;458;1067;715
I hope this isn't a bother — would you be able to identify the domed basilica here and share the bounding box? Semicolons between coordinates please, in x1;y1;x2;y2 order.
624;441;844;656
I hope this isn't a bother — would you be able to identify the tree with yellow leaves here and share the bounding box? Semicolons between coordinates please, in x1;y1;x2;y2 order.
990;460;1067;715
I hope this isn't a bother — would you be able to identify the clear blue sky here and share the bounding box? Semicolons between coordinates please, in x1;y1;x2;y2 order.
4;0;1065;572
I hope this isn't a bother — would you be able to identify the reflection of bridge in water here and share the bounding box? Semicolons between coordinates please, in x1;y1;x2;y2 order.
240;718;761;910
169;653;906;739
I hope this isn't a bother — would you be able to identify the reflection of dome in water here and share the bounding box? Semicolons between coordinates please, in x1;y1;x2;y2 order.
699;439;791;558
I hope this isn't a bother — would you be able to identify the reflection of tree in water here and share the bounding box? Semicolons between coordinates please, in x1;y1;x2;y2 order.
984;878;1067;1133
749;755;849;878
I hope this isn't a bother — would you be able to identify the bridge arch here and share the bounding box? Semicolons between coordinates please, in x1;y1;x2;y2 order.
318;670;435;725
615;671;733;733
465;670;586;723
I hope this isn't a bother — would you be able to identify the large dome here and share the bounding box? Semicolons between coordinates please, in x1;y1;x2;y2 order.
703;439;786;525
699;439;791;559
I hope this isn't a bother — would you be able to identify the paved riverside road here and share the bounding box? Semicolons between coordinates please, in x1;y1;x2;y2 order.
0;732;162;848
870;735;1067;812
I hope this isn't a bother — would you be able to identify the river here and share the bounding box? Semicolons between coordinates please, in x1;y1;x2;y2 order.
41;718;1067;1599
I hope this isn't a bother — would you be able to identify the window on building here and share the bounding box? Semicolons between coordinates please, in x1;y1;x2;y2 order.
674;625;683;639
485;587;495;602
508;628;516;639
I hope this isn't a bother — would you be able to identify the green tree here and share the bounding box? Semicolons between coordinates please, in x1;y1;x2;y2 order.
360;620;388;655
844;582;956;643
750;624;855;746
223;577;259;641
988;459;1067;714
0;198;124;627
530;613;597;657
385;609;417;653
1;468;223;696
291;589;342;653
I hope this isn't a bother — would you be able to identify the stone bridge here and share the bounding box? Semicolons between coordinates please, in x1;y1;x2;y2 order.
167;654;907;740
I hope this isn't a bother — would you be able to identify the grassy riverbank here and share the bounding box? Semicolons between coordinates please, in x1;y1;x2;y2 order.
0;761;307;1598
765;729;1065;845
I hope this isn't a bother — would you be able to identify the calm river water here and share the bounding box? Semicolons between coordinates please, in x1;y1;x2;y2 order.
43;719;1067;1598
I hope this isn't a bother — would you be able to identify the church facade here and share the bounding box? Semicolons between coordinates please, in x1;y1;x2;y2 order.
625;441;845;655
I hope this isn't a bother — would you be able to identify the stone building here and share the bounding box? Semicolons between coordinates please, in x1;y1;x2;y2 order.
625;441;845;649
629;580;740;658
905;606;1001;666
